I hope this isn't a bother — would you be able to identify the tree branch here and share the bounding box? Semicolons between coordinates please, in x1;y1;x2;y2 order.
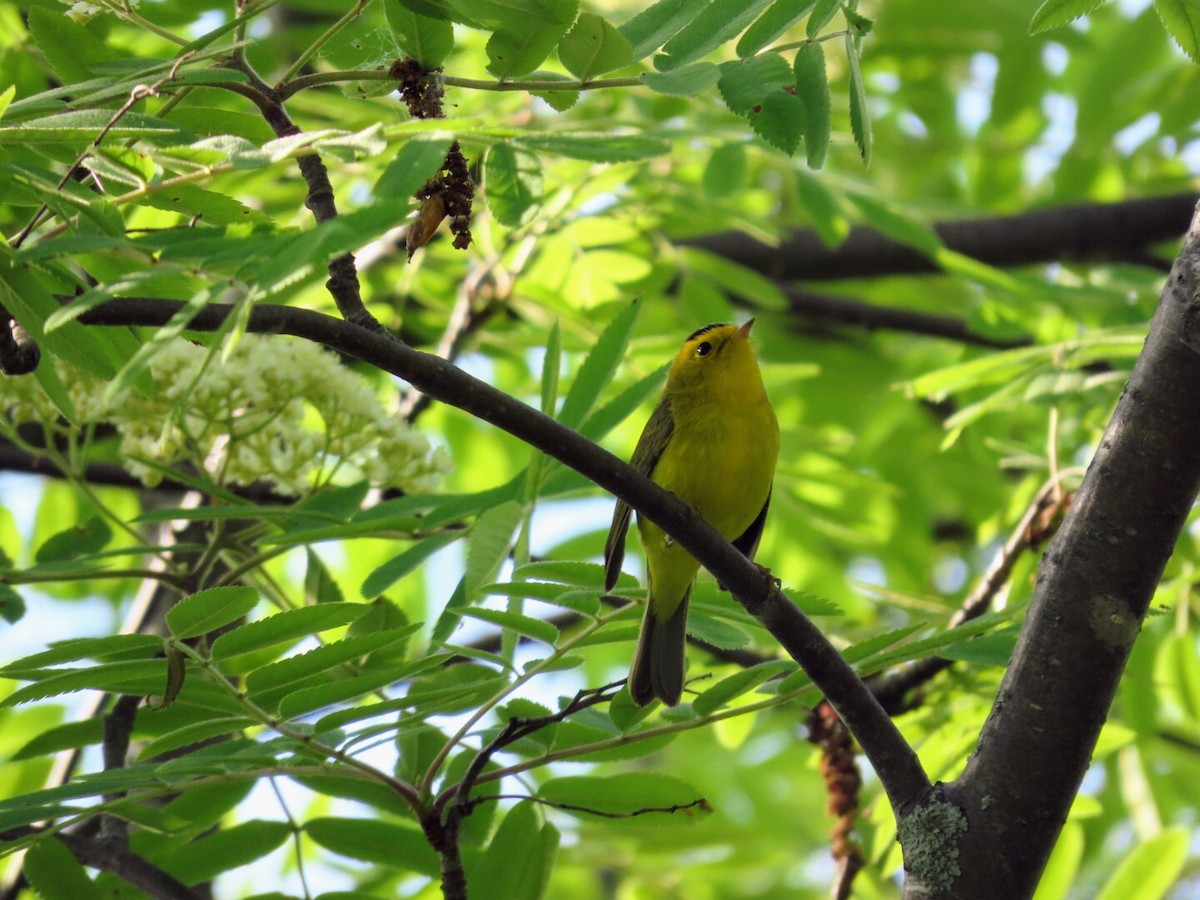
686;193;1196;282
78;296;932;818
782;288;1031;349
913;201;1200;897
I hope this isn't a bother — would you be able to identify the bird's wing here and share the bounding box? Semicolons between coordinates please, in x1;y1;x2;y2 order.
604;394;675;591
731;486;772;561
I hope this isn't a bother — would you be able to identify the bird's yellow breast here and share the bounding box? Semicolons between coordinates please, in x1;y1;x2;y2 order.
637;339;779;615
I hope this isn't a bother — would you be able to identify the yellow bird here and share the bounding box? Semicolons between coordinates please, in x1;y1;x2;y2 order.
604;320;779;706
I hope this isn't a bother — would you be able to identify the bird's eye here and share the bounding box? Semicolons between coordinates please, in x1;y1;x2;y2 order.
696;341;712;357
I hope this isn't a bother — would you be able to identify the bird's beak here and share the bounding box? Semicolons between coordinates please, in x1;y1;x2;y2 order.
733;319;755;342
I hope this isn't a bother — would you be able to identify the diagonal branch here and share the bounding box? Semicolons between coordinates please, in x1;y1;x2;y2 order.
78;295;932;818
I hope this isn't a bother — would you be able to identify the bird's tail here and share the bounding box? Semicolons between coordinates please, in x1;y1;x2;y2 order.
628;588;690;706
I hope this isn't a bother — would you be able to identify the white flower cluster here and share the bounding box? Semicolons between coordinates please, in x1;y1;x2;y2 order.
1;336;451;497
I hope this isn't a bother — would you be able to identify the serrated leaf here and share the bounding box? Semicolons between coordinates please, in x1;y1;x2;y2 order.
306;817;440;875
1;660;169;707
749;89;805;155
24;837;101;900
362;533;460;599
737;0;819;56
513;132;669;162
686;613;751;649
794;43;830;168
1030;0;1107;32
210;602;371;666
465;501;526;598
807;0;842;37
640;62;722;95
619;0;713;60
277;667;407;720
461;607;560;645
485;144;543;227
487;2;578;79
468;802;558;900
659;0;774;69
375;137;453;199
35;516;112;564
27;7;117;83
2;635;162;672
385;0;455;67
559;13;634;81
159;820;290;885
693;659;797;715
137;716;253;760
245;626;418;695
717;54;794;116
13;719;104;761
846;32;872;164
558;298;642;430
165;586;259;639
0;110;191;145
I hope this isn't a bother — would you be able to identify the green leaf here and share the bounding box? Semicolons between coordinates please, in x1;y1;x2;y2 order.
937;627;1019;667
692;659;797;715
1033;822;1084;900
27;7;117;83
362;534;460;599
13;719;104;761
485;144;543;227
158;820;290;885
659;0;775;69
558;298;642;429
1095;826;1189;900
305;549;346;605
619;0;713;61
686;612;751;649
375;137;452;200
846;31;872;164
847;192;941;256
0;110;191;145
24;837;101;900
1;660;169;707
277;667;407;719
538;773;709;822
640;62;722;96
794;169;851;245
1029;0;1107;33
717;54;794;116
245;626;418;696
35;516;112;564
0;247;129;401
0;584;25;625
807;0;842;37
461;607;560;645
542;320;563;416
0;85;15;122
305;817;440;875
210;602;372;667
165;586;259;639
468;802;559;900
465;501;526;598
559;13;634;81
511;132;670;162
487;1;578;78
137;717;253;760
385;0;455;67
794;43;831;168
702;143;748;198
737;0;819;56
749;89;805;155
